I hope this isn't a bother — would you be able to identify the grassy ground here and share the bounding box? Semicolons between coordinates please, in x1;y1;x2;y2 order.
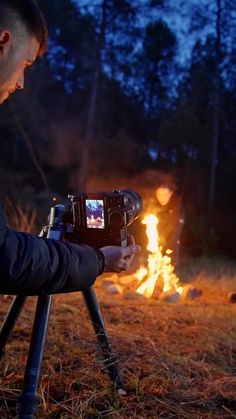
1;257;236;418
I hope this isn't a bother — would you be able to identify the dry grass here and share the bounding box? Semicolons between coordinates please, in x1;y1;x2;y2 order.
4;197;36;233
1;257;236;418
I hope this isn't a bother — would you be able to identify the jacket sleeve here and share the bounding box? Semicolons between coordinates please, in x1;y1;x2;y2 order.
0;206;104;296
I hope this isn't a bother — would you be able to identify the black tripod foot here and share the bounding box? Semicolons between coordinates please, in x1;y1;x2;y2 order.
82;288;125;391
18;393;40;419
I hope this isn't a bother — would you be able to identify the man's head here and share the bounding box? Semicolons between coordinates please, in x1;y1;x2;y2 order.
0;0;48;104
156;184;174;206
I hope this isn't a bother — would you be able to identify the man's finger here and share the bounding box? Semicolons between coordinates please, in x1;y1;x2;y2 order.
121;244;141;258
127;234;135;245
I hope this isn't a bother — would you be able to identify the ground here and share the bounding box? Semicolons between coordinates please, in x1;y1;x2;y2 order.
1;257;236;418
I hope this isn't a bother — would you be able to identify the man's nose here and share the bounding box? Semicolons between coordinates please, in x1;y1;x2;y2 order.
16;74;24;90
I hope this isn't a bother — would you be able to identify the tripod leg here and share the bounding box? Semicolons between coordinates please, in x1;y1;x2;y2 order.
82;287;125;392
18;295;52;419
0;295;26;357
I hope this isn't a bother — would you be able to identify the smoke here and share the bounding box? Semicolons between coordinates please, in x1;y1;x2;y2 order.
48;118;83;168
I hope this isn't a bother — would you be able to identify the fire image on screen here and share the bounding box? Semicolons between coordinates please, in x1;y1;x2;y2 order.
86;199;105;229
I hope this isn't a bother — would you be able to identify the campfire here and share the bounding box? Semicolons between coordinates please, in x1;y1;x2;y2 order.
102;211;202;302
134;214;182;299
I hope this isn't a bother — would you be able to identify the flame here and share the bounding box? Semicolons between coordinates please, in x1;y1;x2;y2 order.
143;214;159;253
135;214;180;298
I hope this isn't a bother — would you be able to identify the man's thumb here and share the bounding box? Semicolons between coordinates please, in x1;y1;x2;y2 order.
123;244;141;256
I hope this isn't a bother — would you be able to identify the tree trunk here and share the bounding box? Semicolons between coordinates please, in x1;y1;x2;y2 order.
10;103;49;192
209;0;222;209
77;0;108;191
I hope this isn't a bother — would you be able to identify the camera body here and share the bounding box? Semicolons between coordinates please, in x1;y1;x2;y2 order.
63;190;143;247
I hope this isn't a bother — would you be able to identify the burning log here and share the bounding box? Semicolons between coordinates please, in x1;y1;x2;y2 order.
101;212;202;303
134;214;182;299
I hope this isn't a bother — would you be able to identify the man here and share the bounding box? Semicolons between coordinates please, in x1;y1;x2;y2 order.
155;183;184;267
0;0;141;295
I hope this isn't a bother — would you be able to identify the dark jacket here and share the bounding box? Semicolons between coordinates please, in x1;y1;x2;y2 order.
0;205;104;296
154;193;184;251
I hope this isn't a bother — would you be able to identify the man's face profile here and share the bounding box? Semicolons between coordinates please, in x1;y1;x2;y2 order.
156;186;173;206
0;30;39;104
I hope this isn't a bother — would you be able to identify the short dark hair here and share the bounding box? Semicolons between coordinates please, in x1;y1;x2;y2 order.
0;0;48;56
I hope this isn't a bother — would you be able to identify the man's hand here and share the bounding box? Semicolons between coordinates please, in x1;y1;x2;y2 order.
100;235;141;273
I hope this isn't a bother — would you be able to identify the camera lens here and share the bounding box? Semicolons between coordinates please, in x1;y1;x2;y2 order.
109;210;125;227
121;190;143;225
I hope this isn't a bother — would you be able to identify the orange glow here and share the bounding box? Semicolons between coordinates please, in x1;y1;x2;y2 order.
135;214;181;298
143;214;159;253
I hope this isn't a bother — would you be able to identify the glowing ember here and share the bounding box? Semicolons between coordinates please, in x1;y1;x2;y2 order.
135;214;181;298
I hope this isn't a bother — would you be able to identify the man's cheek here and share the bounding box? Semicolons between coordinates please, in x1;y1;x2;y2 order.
0;92;9;104
0;95;5;104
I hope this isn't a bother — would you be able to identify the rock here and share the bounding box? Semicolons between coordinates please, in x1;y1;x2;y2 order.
180;284;202;300
159;290;181;303
102;273;118;281
186;287;202;300
118;274;135;285
106;284;123;295
228;292;236;303
102;279;116;288
124;291;147;301
117;388;127;396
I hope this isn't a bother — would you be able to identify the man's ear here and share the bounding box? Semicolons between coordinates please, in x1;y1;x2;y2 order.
0;31;12;56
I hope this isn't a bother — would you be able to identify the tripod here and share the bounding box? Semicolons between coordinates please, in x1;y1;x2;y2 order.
0;205;125;418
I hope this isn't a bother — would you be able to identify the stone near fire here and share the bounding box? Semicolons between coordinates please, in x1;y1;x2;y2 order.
102;279;116;288
227;292;236;303
124;291;147;302
118;274;135;285
102;274;119;288
159;290;181;304
117;388;127;396
106;284;123;295
102;273;118;281
181;284;202;300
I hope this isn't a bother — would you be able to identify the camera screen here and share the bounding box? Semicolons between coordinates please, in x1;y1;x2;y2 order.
85;199;105;229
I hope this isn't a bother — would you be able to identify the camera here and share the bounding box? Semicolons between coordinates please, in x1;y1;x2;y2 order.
63;189;143;247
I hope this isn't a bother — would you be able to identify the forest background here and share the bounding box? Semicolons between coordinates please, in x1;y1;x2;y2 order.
0;0;235;259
